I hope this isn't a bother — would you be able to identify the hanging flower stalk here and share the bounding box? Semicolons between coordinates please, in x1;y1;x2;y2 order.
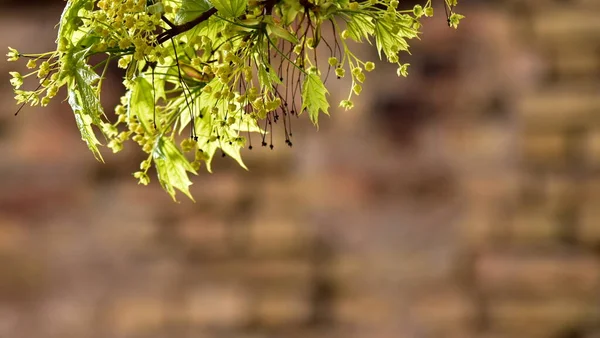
7;0;464;201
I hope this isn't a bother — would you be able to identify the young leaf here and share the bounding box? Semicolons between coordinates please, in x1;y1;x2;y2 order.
57;0;94;49
68;92;104;162
374;20;409;60
175;0;212;25
267;23;299;44
179;62;214;83
8;0;463;201
221;141;247;169
301;73;329;128
66;54;105;161
192;107;217;172
128;76;155;132
210;0;247;17
153;137;197;201
258;64;282;89
345;13;374;42
201;142;219;173
230;114;265;133
216;126;248;169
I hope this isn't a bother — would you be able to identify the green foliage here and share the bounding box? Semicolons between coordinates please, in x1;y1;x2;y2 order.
68;54;106;161
153;137;197;201
175;0;212;24
8;0;463;201
211;0;247;17
302;72;329;128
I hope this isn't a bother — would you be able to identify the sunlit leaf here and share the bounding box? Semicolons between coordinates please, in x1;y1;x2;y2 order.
301;73;329;128
153;137;197;201
128;76;155;132
175;0;212;25
374;20;409;60
57;0;94;49
66;52;105;161
267;23;299;44
9;0;463;201
210;0;247;17
345;13;374;42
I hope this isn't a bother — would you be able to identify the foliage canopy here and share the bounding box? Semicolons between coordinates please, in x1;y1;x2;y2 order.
8;0;463;200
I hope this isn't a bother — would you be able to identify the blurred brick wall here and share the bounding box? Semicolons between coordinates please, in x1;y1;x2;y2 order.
1;1;600;338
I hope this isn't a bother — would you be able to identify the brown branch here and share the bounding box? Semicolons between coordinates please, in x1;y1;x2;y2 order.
299;0;315;10
155;7;218;45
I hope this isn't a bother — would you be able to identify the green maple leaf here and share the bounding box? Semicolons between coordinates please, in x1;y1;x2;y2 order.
175;0;212;25
210;0;247;17
128;76;155;132
153;137;197;201
66;51;105;161
301;73;329;128
57;0;94;49
345;13;374;42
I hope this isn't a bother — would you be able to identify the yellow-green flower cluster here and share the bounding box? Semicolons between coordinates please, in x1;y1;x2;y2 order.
108;96;161;154
6;0;464;200
8;49;61;108
92;0;166;63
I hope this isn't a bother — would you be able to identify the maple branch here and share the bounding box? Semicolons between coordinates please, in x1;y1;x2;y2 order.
155;7;218;45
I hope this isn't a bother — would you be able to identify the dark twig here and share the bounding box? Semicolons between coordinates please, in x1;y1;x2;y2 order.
161;15;176;29
155;7;218;45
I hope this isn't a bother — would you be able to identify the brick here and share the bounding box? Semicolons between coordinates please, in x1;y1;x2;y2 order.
460;176;520;247
187;173;244;209
583;178;600;201
247;218;314;257
532;9;600;43
244;259;313;285
409;289;476;337
475;252;600;298
0;251;44;303
577;199;600;245
585;130;600;168
480;333;550;338
450;124;515;171
252;178;305;214
176;216;230;257
86;208;159;258
186;284;251;328
521;133;567;167
509;208;559;243
0;163;91;216
463;175;519;204
108;179;173;209
325;256;368;296
0;215;28;253
36;298;96;338
288;175;369;210
108;297;165;336
506;0;600;7
487;300;599;336
329;253;459;300
519;90;600;131
332;297;393;326
189;259;314;287
543;175;577;212
254;293;312;327
459;201;499;247
552;49;600;80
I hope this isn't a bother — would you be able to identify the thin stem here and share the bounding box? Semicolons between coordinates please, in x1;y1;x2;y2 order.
156;8;218;45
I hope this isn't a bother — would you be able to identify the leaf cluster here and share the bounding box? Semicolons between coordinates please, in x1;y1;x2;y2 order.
7;0;463;200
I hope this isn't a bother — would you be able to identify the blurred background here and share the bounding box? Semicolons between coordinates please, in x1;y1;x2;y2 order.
1;0;600;337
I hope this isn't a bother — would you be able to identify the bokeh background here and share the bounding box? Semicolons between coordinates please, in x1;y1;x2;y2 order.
1;0;600;337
